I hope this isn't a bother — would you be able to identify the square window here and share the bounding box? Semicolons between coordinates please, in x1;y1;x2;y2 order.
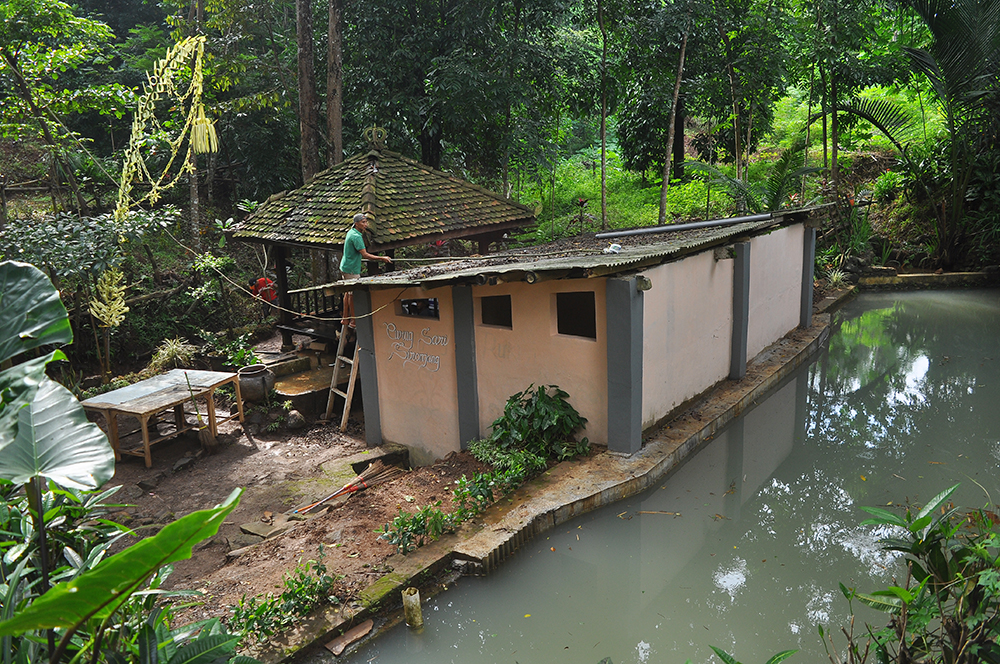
556;291;596;339
399;298;439;319
481;295;512;328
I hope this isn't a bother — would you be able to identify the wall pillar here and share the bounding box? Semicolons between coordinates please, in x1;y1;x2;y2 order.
800;226;817;328
730;241;750;380
354;290;381;448
606;277;643;455
452;285;479;448
273;245;293;350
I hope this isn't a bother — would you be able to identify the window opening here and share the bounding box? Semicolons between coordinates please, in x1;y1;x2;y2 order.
399;298;439;319
556;291;596;339
480;295;512;328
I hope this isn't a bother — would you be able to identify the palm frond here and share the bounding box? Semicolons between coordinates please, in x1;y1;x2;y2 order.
837;98;915;156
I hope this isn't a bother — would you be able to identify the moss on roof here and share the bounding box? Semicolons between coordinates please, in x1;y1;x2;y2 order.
233;148;535;250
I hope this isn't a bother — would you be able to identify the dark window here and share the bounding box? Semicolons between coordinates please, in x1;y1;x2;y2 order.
556;291;596;339
481;295;512;328
399;298;439;319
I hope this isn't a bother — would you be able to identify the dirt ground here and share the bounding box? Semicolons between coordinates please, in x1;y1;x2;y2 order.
104;334;488;627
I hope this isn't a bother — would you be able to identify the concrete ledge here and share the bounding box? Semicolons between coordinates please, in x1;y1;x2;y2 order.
859;270;999;290
257;313;839;662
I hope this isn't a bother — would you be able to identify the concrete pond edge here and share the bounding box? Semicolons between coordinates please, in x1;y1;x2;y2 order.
256;276;996;662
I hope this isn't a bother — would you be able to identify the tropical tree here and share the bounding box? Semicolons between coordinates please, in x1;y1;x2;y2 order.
897;0;1000;267
834;0;1000;267
0;0;130;213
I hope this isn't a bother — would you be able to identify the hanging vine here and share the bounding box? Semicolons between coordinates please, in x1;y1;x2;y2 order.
115;35;218;223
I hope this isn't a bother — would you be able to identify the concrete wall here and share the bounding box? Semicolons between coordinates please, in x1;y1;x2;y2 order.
747;225;804;359
641;251;734;429
369;287;460;465
365;222;806;464
472;279;608;445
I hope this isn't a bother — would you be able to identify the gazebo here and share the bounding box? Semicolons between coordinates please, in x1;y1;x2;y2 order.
233;131;536;347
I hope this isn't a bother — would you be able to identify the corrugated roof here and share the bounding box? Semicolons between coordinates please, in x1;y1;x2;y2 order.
233;148;536;251
326;212;811;293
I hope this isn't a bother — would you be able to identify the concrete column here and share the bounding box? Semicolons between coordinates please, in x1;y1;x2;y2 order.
354;290;381;448
730;241;750;380
606;277;643;455
452;285;479;448
800;226;817;328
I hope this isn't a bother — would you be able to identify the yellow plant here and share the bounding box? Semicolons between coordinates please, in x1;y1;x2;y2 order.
89;269;129;383
89;269;129;328
115;35;218;223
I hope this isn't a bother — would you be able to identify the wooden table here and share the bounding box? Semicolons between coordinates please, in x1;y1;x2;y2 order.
82;369;244;468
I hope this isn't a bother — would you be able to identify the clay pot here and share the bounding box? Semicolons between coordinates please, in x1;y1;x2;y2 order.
237;364;275;402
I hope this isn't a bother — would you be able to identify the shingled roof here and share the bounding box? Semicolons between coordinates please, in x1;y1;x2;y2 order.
233;147;536;252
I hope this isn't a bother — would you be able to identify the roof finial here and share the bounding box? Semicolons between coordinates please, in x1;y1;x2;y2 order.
364;125;387;150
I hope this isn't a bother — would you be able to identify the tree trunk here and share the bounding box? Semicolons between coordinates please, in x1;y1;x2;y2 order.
326;0;343;166
820;65;829;169
714;14;742;181
831;73;840;194
297;0;321;182
658;20;690;224
189;151;200;250
672;97;686;180
419;119;443;169
598;0;609;230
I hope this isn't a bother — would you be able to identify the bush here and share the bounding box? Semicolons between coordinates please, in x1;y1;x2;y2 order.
486;384;590;461
826;484;1000;663
229;548;340;645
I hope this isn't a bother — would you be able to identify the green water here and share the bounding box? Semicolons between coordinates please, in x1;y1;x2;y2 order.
330;289;1000;664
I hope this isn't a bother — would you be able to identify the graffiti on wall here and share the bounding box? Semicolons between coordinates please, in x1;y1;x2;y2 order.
383;322;448;373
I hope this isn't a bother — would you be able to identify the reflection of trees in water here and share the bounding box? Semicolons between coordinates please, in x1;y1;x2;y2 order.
806;296;995;460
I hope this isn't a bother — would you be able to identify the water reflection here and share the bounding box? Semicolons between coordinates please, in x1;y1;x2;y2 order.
330;290;1000;664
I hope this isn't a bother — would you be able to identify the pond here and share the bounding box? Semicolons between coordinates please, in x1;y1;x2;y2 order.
330;289;1000;664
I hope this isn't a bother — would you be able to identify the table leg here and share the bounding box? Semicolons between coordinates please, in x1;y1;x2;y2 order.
207;389;218;437
107;410;121;461
140;415;152;468
174;404;185;433
233;377;245;423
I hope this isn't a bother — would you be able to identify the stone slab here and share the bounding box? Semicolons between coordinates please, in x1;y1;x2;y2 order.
324;618;373;655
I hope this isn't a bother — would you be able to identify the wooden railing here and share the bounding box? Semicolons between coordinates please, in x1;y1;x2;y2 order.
287;284;340;318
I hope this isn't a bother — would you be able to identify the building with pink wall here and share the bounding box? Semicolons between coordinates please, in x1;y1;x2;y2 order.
334;210;822;465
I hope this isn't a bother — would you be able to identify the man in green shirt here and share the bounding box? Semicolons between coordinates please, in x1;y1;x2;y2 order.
340;212;392;329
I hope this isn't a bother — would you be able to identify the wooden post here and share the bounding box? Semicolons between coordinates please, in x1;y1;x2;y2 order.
274;245;294;350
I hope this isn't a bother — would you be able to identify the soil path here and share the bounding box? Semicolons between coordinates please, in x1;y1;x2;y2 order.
105;332;487;628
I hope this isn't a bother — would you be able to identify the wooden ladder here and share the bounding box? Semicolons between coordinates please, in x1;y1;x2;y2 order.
324;326;360;431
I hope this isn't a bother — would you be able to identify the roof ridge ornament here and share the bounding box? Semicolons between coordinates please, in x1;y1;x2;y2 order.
364;125;387;150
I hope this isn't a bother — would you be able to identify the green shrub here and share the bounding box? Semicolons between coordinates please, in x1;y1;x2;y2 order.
872;169;905;203
378;502;454;555
825;485;1000;663
145;336;198;373
486;384;589;461
229;548;340;645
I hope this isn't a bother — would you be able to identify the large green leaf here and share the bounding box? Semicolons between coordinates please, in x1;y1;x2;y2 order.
0;261;72;365
0;489;241;635
164;633;239;664
0;354;58;446
0;260;114;491
0;376;114;490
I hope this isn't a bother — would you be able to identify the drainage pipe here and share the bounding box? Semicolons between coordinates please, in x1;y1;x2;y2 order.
594;213;773;240
402;587;423;629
